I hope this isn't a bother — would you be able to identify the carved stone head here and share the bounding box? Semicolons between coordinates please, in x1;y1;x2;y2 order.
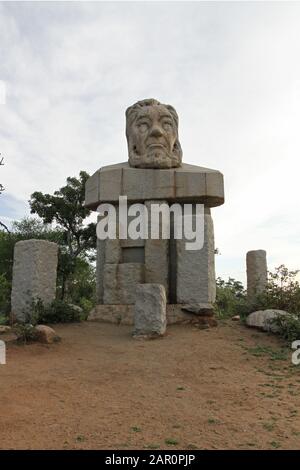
126;98;182;169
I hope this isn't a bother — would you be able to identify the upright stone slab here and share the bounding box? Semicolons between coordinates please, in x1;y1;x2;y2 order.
246;250;267;301
11;240;58;322
133;284;167;337
176;212;216;304
103;263;144;304
144;200;169;299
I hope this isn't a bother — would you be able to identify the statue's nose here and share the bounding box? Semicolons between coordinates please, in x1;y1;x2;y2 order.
149;125;163;137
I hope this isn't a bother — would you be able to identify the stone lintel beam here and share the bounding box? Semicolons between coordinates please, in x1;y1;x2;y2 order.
85;162;224;209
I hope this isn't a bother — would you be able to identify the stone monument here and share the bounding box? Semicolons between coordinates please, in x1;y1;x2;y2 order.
246;249;268;302
86;99;225;325
11;239;58;323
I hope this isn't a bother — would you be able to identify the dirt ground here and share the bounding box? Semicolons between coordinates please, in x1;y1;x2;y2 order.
0;320;300;450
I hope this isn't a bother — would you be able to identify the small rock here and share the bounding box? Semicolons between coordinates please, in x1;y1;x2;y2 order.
34;325;61;344
0;326;11;334
232;315;240;321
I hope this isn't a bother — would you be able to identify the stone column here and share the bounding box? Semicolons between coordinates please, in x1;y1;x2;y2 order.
11;239;58;323
246;250;267;302
133;284;167;337
144;200;169;300
176;210;216;305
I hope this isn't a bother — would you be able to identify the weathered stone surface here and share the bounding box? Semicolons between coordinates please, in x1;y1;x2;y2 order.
88;304;134;325
176;213;216;304
246;309;293;333
126;98;182;169
133;284;167;337
105;239;121;264
246;250;268;301
96;236;105;304
103;263;145;304
85;162;224;209
144;200;169;298
34;325;60;344
11;240;58;323
181;304;215;317
88;303;218;326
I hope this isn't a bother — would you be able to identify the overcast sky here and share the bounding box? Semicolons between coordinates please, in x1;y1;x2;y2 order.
0;1;300;283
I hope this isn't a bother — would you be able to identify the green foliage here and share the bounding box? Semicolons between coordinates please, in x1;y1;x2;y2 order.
0;170;97;322
0;273;11;316
30;171;96;261
36;299;82;324
29;171;96;303
13;323;38;344
270;315;300;343
254;265;300;315
251;265;300;342
0;218;63;322
215;277;250;318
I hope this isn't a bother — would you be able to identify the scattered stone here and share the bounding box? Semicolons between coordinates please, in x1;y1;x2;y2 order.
232;315;240;321
0;326;11;334
246;309;294;333
133;284;166;338
34;325;61;344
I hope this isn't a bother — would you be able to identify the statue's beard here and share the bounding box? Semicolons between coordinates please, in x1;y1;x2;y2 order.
128;143;182;169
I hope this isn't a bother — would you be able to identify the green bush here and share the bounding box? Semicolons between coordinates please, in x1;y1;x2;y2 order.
249;265;300;343
0;273;11;319
254;265;300;315
36;299;82;324
13;323;38;344
270;314;300;343
215;277;250;318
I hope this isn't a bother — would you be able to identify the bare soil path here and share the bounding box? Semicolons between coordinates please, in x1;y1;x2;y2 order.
0;320;300;450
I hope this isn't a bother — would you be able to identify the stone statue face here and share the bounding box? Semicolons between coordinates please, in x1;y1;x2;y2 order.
126;99;182;169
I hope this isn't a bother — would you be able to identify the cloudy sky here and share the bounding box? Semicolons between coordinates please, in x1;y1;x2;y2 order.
0;1;300;283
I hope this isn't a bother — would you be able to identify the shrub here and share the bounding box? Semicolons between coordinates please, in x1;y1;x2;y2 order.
254;265;300;315
215;277;250;318
250;265;300;343
36;299;82;324
270;314;300;343
0;273;11;320
13;323;38;344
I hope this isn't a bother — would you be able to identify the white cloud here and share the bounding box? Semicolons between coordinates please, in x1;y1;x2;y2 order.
0;2;300;284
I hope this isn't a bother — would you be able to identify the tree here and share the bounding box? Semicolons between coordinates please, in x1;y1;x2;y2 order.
29;171;97;299
0;217;63;317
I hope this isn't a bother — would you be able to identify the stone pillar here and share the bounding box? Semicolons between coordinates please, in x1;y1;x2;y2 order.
11;239;58;323
144;200;169;299
176;210;216;305
133;284;167;337
246;250;267;302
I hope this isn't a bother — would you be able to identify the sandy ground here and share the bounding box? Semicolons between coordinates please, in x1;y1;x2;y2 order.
0;320;300;450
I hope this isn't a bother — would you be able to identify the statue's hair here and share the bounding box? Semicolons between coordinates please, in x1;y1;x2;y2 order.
125;98;179;134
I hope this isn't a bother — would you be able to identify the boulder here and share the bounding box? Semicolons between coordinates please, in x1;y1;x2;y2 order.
0;326;11;334
133;284;166;338
246;309;294;333
34;325;61;344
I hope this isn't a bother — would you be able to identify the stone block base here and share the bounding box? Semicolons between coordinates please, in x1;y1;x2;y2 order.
88;303;217;326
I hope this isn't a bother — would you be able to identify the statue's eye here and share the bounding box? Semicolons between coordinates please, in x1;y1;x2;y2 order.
162;121;173;131
137;122;149;132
